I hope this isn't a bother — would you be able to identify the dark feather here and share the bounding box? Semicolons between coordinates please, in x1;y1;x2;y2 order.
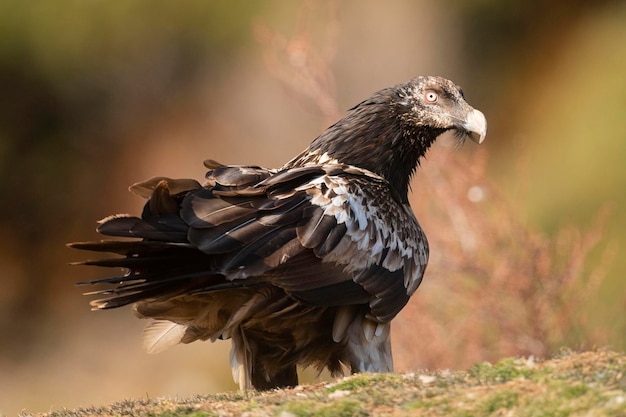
68;240;193;256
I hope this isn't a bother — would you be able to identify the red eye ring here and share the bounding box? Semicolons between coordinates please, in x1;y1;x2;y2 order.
425;91;438;103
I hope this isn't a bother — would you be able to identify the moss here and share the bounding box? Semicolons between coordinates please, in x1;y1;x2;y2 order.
467;357;539;383
37;351;626;417
404;396;453;414
280;399;368;417
481;390;519;414
150;406;214;417
561;383;589;399
325;373;394;393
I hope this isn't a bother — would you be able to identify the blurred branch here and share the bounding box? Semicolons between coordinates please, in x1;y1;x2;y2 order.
395;149;617;369
253;0;341;124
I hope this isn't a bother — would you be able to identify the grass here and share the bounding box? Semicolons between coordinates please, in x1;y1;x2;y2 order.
33;350;625;417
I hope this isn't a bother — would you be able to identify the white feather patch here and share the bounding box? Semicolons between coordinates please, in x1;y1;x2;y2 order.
363;319;376;342
230;331;252;390
332;306;356;343
142;319;187;354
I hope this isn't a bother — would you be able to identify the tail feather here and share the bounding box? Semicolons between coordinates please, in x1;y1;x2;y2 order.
85;275;219;310
81;269;231;309
97;215;188;242
67;240;192;255
72;255;187;269
129;177;202;199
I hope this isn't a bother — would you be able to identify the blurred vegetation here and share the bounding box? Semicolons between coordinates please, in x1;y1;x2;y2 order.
0;0;264;354
0;0;625;415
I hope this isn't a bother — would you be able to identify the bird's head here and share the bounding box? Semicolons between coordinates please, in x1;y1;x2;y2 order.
287;76;487;202
397;76;486;145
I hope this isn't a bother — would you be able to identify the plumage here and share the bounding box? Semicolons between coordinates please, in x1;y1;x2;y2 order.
70;76;487;389
142;320;188;354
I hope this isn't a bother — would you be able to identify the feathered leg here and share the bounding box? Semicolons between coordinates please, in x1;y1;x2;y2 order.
347;316;393;373
230;327;299;390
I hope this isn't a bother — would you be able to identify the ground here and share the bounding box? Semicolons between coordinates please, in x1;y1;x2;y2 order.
31;350;626;417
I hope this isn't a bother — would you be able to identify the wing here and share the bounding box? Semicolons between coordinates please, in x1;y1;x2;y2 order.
73;163;428;323
255;165;428;322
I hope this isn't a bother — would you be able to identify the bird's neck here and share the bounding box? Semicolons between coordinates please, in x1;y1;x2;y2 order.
285;107;445;203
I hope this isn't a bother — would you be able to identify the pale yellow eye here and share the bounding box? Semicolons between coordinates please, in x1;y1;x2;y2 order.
425;91;438;103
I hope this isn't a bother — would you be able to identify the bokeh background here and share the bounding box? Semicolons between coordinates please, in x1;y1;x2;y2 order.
1;1;625;415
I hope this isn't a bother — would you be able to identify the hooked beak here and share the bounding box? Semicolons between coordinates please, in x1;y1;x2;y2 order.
463;109;487;144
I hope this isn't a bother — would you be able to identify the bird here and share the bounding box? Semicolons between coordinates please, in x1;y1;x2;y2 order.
70;75;486;390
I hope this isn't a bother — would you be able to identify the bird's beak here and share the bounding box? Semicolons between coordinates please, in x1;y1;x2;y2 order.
463;109;487;144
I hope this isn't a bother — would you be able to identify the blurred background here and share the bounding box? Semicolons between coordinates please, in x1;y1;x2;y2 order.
1;0;625;415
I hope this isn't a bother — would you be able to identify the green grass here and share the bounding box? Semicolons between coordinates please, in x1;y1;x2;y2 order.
280;399;368;417
33;350;626;417
467;357;541;383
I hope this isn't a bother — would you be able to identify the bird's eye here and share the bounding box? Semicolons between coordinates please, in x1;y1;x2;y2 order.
424;91;439;103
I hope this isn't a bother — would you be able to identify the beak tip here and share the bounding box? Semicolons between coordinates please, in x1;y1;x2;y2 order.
465;109;487;144
471;131;487;144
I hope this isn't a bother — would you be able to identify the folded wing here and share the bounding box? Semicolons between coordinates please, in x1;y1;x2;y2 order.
73;163;428;323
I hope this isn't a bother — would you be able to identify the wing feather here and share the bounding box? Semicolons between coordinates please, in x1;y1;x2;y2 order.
183;192;258;227
296;206;337;248
75;163;428;323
